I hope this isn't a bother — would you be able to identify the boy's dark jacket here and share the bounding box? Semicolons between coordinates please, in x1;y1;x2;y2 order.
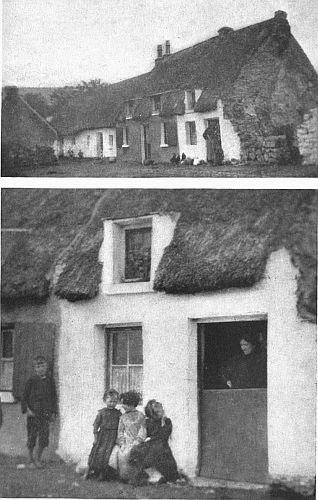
21;375;57;417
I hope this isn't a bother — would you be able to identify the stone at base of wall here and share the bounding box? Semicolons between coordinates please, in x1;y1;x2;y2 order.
270;475;316;498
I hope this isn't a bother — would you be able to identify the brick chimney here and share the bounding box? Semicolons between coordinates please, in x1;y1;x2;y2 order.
274;10;287;19
165;40;171;56
157;44;163;59
4;86;19;101
218;27;234;38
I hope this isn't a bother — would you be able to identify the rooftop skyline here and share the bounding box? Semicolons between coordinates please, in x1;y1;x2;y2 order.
2;0;318;87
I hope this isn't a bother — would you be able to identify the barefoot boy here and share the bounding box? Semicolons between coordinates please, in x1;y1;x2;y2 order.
21;355;57;468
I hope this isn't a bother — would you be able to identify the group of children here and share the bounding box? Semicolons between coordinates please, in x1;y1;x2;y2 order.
22;355;180;486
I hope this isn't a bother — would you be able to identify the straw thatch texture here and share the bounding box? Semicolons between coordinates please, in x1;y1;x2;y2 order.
1;189;103;302
53;190;316;321
51;15;303;135
2;190;316;321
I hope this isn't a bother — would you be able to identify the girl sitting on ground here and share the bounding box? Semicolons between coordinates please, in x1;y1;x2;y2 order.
117;391;146;482
129;399;179;485
86;389;121;481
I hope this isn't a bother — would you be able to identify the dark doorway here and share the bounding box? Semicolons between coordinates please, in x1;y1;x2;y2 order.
198;320;268;483
204;118;224;164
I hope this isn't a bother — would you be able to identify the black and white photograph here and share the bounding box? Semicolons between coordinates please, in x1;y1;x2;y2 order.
1;0;318;177
1;1;317;500
0;189;317;498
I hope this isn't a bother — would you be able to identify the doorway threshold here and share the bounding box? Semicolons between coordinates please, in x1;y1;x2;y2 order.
191;477;269;491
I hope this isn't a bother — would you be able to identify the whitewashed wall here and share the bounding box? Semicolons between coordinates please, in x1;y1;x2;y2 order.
56;248;316;486
62;128;117;158
177;100;240;161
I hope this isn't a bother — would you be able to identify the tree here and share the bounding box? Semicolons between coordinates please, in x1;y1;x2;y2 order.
50;79;109;114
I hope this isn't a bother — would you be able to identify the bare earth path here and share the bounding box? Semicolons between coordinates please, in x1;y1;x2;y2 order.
2;159;317;177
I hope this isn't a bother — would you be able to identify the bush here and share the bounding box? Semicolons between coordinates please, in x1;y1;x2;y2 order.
1;142;57;171
35;145;58;166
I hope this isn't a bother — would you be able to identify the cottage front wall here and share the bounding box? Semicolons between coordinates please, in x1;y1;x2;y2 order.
62;128;117;158
57;248;315;486
177;100;240;161
117;120;142;163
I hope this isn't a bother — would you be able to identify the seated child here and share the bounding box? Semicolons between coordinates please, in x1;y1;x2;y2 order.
129;399;179;484
86;389;121;481
117;391;146;482
21;355;58;468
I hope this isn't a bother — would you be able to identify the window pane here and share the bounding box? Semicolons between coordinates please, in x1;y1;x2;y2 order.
112;366;127;394
112;331;128;364
129;330;143;364
129;366;143;393
2;330;13;358
125;228;151;281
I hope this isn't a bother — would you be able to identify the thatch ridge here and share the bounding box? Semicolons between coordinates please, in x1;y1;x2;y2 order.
51;15;290;135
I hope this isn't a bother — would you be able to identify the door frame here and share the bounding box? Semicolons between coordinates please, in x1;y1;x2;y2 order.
189;313;267;477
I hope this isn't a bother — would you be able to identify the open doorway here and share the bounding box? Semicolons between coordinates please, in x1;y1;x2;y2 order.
198;319;268;482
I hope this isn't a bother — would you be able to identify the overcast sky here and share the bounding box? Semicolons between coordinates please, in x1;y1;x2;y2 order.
2;0;318;87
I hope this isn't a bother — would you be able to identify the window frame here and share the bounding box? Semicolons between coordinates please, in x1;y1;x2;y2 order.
186;121;197;145
123;126;129;147
186;90;196;111
126;100;134;119
112;216;153;285
152;95;162;115
109;134;114;147
160;121;169;147
105;326;143;395
0;324;15;392
124;226;152;283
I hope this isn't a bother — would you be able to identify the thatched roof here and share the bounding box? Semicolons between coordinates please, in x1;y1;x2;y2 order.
2;190;315;322
51;13;318;136
1;88;57;145
1;189;102;302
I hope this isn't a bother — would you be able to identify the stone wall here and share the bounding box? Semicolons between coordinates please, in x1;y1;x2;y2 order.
297;108;318;165
223;27;318;164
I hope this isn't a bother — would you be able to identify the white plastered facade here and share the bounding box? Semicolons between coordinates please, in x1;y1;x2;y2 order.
54;128;117;158
177;99;240;162
56;216;316;486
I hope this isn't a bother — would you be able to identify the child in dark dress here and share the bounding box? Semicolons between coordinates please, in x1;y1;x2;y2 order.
129;400;179;485
86;389;121;481
21;356;57;468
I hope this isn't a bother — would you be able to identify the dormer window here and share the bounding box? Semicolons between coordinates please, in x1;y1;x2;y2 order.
186;90;196;111
125;227;152;282
152;95;161;114
100;212;179;294
125;100;134;118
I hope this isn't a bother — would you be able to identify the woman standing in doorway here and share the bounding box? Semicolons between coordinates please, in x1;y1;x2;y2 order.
222;331;267;389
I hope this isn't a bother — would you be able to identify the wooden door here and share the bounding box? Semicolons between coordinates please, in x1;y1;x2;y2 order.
198;322;268;483
143;125;151;160
12;323;56;400
97;132;104;157
204;119;224;164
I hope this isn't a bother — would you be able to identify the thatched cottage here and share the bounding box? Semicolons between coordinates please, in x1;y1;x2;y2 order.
1;87;57;150
51;11;318;166
1;189;316;495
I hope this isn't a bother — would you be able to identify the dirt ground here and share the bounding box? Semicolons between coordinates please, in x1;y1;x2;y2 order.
0;405;307;499
2;159;317;177
0;454;290;499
